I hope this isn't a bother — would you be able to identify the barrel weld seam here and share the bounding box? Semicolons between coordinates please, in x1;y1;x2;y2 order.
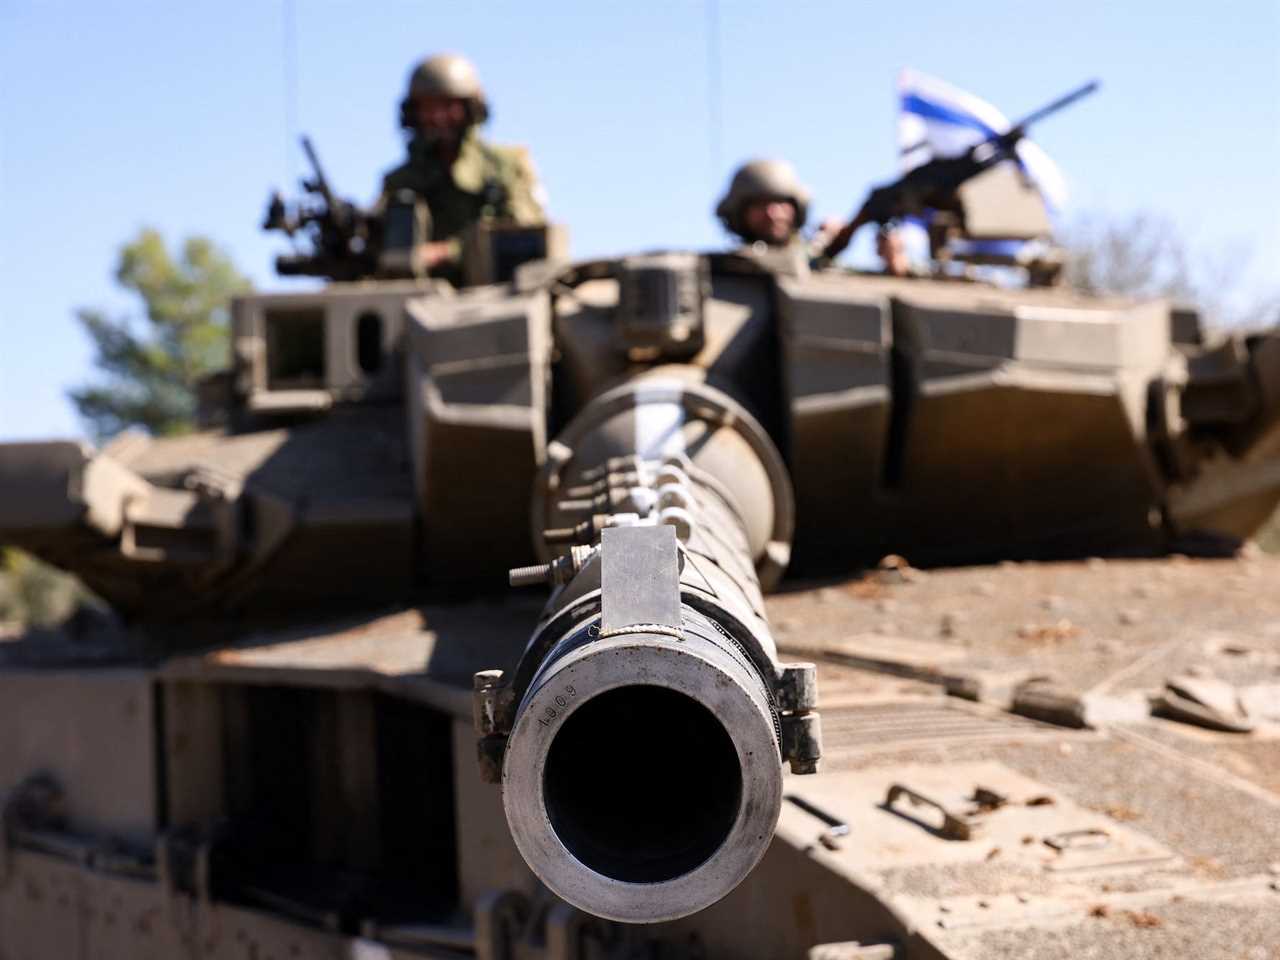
598;623;684;639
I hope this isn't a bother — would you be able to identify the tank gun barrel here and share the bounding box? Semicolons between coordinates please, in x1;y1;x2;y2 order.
474;377;820;924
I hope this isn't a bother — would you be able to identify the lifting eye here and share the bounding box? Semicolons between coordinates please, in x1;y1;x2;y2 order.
356;312;383;374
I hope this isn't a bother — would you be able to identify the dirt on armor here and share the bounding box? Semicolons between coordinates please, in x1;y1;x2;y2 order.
767;553;1280;959
768;552;1280;696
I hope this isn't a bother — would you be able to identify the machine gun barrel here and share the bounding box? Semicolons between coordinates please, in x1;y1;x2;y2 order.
273;252;333;277
475;375;819;924
820;79;1099;259
1011;79;1099;131
299;134;359;239
300;135;338;213
897;79;1098;159
261;134;379;281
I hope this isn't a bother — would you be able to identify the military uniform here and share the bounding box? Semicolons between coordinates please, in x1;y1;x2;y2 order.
383;52;547;285
378;131;545;284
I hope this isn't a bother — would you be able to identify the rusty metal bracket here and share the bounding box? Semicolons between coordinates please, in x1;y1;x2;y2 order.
473;669;512;736
476;735;508;785
475;889;533;960
885;784;977;841
0;773;65;887
781;713;823;775
777;662;818;712
544;901;622;960
474;669;513;784
778;662;822;774
1044;828;1110;852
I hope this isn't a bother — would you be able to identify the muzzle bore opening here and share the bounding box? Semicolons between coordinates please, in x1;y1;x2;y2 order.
542;684;743;884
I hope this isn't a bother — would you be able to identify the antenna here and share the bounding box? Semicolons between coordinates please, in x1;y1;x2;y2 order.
706;0;723;186
282;0;299;185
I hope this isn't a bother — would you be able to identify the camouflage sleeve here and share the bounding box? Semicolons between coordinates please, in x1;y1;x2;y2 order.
372;163;413;215
496;146;547;225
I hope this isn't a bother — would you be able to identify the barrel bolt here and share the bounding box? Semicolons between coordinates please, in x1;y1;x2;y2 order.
509;545;596;588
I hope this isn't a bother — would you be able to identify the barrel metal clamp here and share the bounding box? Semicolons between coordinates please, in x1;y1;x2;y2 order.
778;662;821;774
474;670;513;784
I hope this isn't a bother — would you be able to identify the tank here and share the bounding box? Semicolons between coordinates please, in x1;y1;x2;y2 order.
4;177;1280;959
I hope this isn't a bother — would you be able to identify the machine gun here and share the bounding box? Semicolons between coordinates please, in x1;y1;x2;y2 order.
819;80;1099;262
263;135;383;281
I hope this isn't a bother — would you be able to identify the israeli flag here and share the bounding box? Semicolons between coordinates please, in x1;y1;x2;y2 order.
898;68;1068;218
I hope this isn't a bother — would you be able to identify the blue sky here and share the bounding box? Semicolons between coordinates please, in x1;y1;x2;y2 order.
2;1;1277;441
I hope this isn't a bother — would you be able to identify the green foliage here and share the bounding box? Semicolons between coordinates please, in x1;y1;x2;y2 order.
69;229;251;439
0;548;86;629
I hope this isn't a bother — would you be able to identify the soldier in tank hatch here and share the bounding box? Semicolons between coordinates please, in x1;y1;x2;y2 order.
716;159;910;276
378;53;546;285
715;159;812;250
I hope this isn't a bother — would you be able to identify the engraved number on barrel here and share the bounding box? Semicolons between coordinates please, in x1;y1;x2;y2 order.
537;685;577;728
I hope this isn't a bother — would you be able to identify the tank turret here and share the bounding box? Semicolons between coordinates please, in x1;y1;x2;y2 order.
3;229;1280;955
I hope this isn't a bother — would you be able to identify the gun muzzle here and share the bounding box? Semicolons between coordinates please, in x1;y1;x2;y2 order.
476;379;820;923
502;594;783;923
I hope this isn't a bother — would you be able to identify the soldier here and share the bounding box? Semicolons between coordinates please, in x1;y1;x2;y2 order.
716;160;911;276
379;53;546;283
715;159;811;249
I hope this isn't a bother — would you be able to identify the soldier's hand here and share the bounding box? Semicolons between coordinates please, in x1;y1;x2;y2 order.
413;241;456;272
877;229;911;277
819;184;903;262
818;215;864;262
810;217;844;247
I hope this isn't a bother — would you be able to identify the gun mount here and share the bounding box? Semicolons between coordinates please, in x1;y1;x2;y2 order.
862;80;1097;226
263;136;384;281
820;80;1099;277
263;135;569;286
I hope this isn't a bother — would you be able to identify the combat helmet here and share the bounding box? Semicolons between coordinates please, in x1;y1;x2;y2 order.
400;53;490;128
715;159;811;239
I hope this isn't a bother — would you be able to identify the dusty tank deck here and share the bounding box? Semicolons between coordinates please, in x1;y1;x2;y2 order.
767;553;1280;959
6;554;1276;957
149;553;1280;958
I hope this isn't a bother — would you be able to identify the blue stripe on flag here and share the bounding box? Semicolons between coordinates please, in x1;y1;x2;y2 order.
950;238;1030;258
900;93;997;137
